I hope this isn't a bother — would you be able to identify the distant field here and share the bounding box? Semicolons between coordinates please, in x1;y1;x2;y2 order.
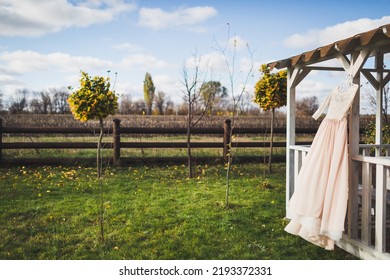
0;113;321;128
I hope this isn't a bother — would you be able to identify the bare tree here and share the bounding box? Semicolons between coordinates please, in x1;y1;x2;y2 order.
214;24;256;206
29;98;43;113
165;99;174;115
296;96;319;117
30;90;51;114
119;94;133;114
199;81;227;115
9;89;28;114
154;91;168;115
363;84;390;144
133;99;147;115
181;54;215;178
0;90;3;112
52;88;70;113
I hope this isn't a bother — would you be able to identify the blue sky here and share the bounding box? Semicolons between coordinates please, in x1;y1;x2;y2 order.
1;0;390;109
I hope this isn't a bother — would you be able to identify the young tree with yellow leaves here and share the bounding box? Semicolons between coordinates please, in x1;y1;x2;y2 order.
254;64;287;173
67;71;118;242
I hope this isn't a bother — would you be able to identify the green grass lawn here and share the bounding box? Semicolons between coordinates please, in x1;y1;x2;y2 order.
0;162;355;260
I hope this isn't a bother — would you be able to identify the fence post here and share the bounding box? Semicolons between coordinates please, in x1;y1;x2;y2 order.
113;118;121;164
0;118;2;163
223;119;232;163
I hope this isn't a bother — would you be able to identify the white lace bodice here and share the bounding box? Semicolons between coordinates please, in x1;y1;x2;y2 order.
312;84;359;121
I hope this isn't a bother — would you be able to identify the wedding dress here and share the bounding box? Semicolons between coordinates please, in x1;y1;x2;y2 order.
285;83;359;250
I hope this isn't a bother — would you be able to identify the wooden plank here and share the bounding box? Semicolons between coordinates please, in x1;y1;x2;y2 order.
294;150;301;193
121;142;223;148
305;66;390;72
3;127;104;134
337;237;390;260
0;118;2;162
361;161;373;245
292;68;311;88
305;66;345;72
2;141;305;150
375;164;387;253
383;72;390;86
1;142;111;149
387;167;390;191
289;145;311;152
347;55;361;239
362;147;370;156
376;52;384;157
286;68;296;214
288;67;302;88
337;54;351;72
359;144;390;149
352;48;371;77
2;126;317;135
361;69;379;90
352;155;390;166
385;167;390;191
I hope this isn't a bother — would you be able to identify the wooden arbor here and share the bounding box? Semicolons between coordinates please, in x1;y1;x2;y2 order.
267;24;390;259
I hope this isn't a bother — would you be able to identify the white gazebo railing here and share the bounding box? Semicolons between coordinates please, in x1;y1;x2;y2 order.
289;144;390;259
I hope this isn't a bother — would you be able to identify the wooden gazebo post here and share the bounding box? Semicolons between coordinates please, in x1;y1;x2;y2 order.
285;68;296;217
285;67;310;218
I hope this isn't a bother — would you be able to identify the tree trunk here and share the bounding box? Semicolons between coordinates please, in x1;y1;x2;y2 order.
269;108;275;173
187;110;193;178
97;117;104;179
97;117;104;242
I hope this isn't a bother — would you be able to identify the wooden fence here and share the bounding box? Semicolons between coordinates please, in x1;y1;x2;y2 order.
0;118;317;165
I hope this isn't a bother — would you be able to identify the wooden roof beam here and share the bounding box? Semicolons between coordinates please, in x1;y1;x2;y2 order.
362;70;380;90
288;66;311;88
266;24;390;70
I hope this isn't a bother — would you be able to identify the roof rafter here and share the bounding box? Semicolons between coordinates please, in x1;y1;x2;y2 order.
267;24;390;71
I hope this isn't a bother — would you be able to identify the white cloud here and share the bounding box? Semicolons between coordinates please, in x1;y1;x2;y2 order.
154;74;181;93
0;74;23;85
184;51;226;73
0;0;137;37
297;80;332;94
0;50;114;98
138;6;217;30
0;50;113;75
185;51;259;80
121;54;177;71
284;16;390;49
114;43;145;52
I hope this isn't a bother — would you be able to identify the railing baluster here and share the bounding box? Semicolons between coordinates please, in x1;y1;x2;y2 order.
361;161;372;245
294;149;303;195
362;147;370;156
375;164;387;253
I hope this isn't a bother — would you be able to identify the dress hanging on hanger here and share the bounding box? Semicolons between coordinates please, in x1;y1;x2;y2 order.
284;77;359;250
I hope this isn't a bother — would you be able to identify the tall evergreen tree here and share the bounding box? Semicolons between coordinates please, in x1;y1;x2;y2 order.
143;72;155;115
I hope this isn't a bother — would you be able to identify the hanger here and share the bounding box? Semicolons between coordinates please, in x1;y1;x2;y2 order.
336;74;354;93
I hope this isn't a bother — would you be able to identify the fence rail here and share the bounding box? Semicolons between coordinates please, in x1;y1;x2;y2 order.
0;118;315;165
